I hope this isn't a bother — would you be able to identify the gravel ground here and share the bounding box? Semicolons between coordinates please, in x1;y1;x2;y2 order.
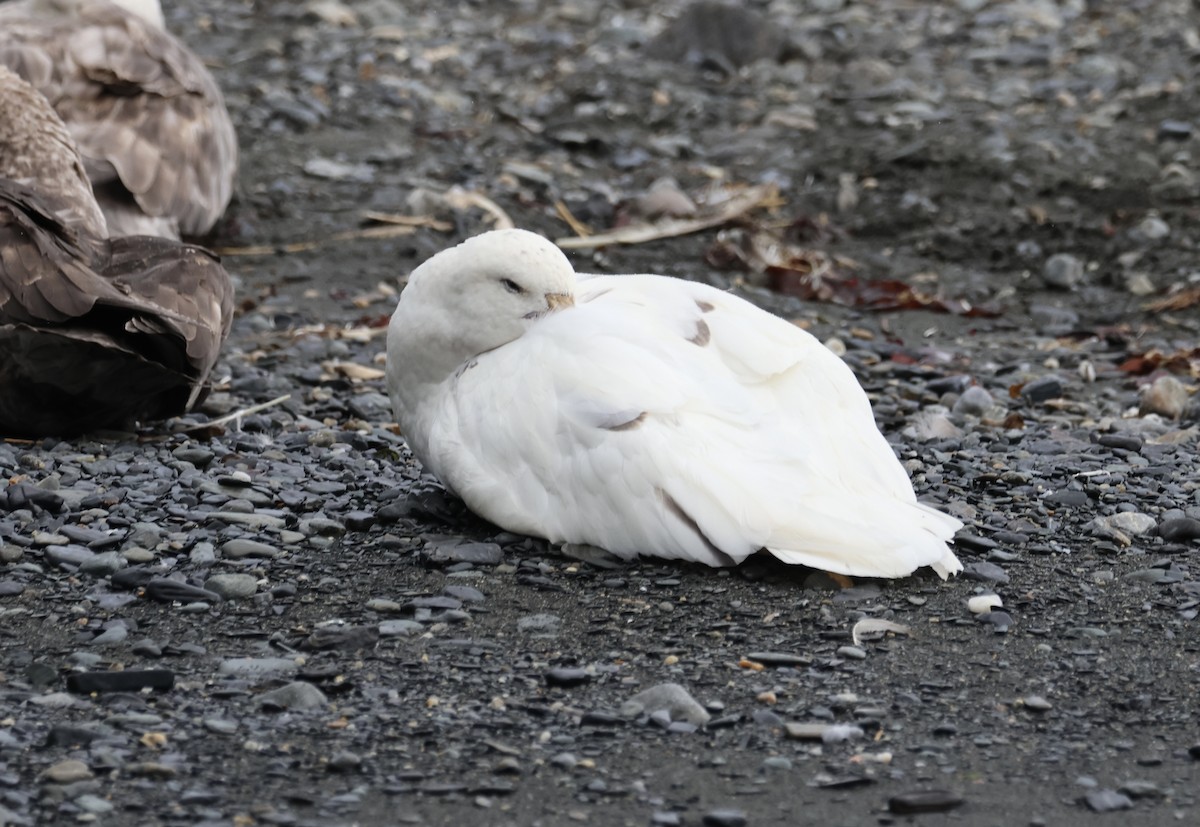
3;1;1200;825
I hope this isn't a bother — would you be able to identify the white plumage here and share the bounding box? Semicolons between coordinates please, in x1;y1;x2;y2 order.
386;229;963;580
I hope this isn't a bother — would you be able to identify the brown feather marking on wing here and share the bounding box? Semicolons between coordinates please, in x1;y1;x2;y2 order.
604;411;647;431
659;489;737;567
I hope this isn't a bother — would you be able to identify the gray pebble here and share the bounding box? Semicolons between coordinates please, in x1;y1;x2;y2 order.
44;545;95;569
1042;253;1084;289
517;613;561;634
78;551;126;576
378;619;422;637
702;809;747;827
204;573;259;600
621;683;710;725
953;385;994;416
259;681;328;710
1021;376;1063;403
1084;789;1133;812
89;625;128;646
217;657;299;678
220;539;281;559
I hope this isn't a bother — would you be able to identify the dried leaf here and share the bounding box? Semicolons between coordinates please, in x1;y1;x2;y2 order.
709;228;999;316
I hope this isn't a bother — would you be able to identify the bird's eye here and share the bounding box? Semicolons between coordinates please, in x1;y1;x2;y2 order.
501;278;525;295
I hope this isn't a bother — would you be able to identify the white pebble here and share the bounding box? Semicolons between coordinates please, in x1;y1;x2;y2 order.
968;594;1003;614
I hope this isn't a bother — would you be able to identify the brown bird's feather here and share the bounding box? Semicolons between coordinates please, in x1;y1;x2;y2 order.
0;0;238;238
0;65;234;437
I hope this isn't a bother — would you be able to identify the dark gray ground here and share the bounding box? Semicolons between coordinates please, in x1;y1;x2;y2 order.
3;0;1200;825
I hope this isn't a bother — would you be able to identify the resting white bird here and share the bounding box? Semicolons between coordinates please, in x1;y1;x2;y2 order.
386;229;963;580
0;0;238;238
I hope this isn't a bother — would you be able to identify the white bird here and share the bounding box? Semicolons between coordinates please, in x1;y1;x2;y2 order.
386;229;963;580
0;0;238;239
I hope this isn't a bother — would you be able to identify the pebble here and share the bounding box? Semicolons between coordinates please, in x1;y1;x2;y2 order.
968;594;1003;614
1021;376;1063;403
1131;215;1170;242
78;551;126;576
89;625;128;646
259;681;328;710
888;790;964;814
544;667;591;688
42;760;93;784
979;610;1014;633
429;541;503;565
517;613;561;634
952;385;994;416
204;573;260;600
621;683;710;725
44;545;95;569
744;651;811;667
1119;780;1163;799
217;657;299;678
327;750;362;772
1140;375;1190;419
220;539;282;559
1084;789;1133;812
379;619;424;637
963;562;1010;583
783;722;828;740
1159;518;1200;542
74;794;114;814
1042;253;1084;289
1158;119;1193;141
1022;695;1053;712
66;669;176;694
701;810;747;827
144;579;222;604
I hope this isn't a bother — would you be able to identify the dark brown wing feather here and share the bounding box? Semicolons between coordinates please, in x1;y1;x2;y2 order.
0;179;234;436
0;0;238;237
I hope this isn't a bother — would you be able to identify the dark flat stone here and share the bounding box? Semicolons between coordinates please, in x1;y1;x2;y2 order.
889;790;964;814
66;670;175;694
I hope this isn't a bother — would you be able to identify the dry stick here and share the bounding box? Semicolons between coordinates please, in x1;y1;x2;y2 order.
554;199;592;238
213;224;417;257
173;394;292;432
1145;286;1200;312
359;211;455;231
442;189;515;229
554;185;778;250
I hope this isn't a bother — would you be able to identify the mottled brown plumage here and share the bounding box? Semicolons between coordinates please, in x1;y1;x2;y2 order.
0;0;238;238
0;65;234;437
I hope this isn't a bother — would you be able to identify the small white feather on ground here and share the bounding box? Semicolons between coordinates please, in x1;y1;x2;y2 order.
386;229;963;580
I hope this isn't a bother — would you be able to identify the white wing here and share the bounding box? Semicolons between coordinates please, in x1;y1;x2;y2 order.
419;274;962;579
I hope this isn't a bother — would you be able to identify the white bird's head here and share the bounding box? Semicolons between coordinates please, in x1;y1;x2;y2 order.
392;227;576;364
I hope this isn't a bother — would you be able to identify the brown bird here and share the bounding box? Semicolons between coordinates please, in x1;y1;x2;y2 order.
0;0;238;238
0;64;234;438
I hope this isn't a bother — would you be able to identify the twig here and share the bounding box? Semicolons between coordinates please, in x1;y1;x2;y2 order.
1145;286;1200;313
174;394;292;432
554;199;592;238
554;185;777;250
360;211;455;231
213;224;417;257
442;188;514;229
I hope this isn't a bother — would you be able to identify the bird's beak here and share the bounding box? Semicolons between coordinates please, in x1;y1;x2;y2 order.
545;292;574;312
